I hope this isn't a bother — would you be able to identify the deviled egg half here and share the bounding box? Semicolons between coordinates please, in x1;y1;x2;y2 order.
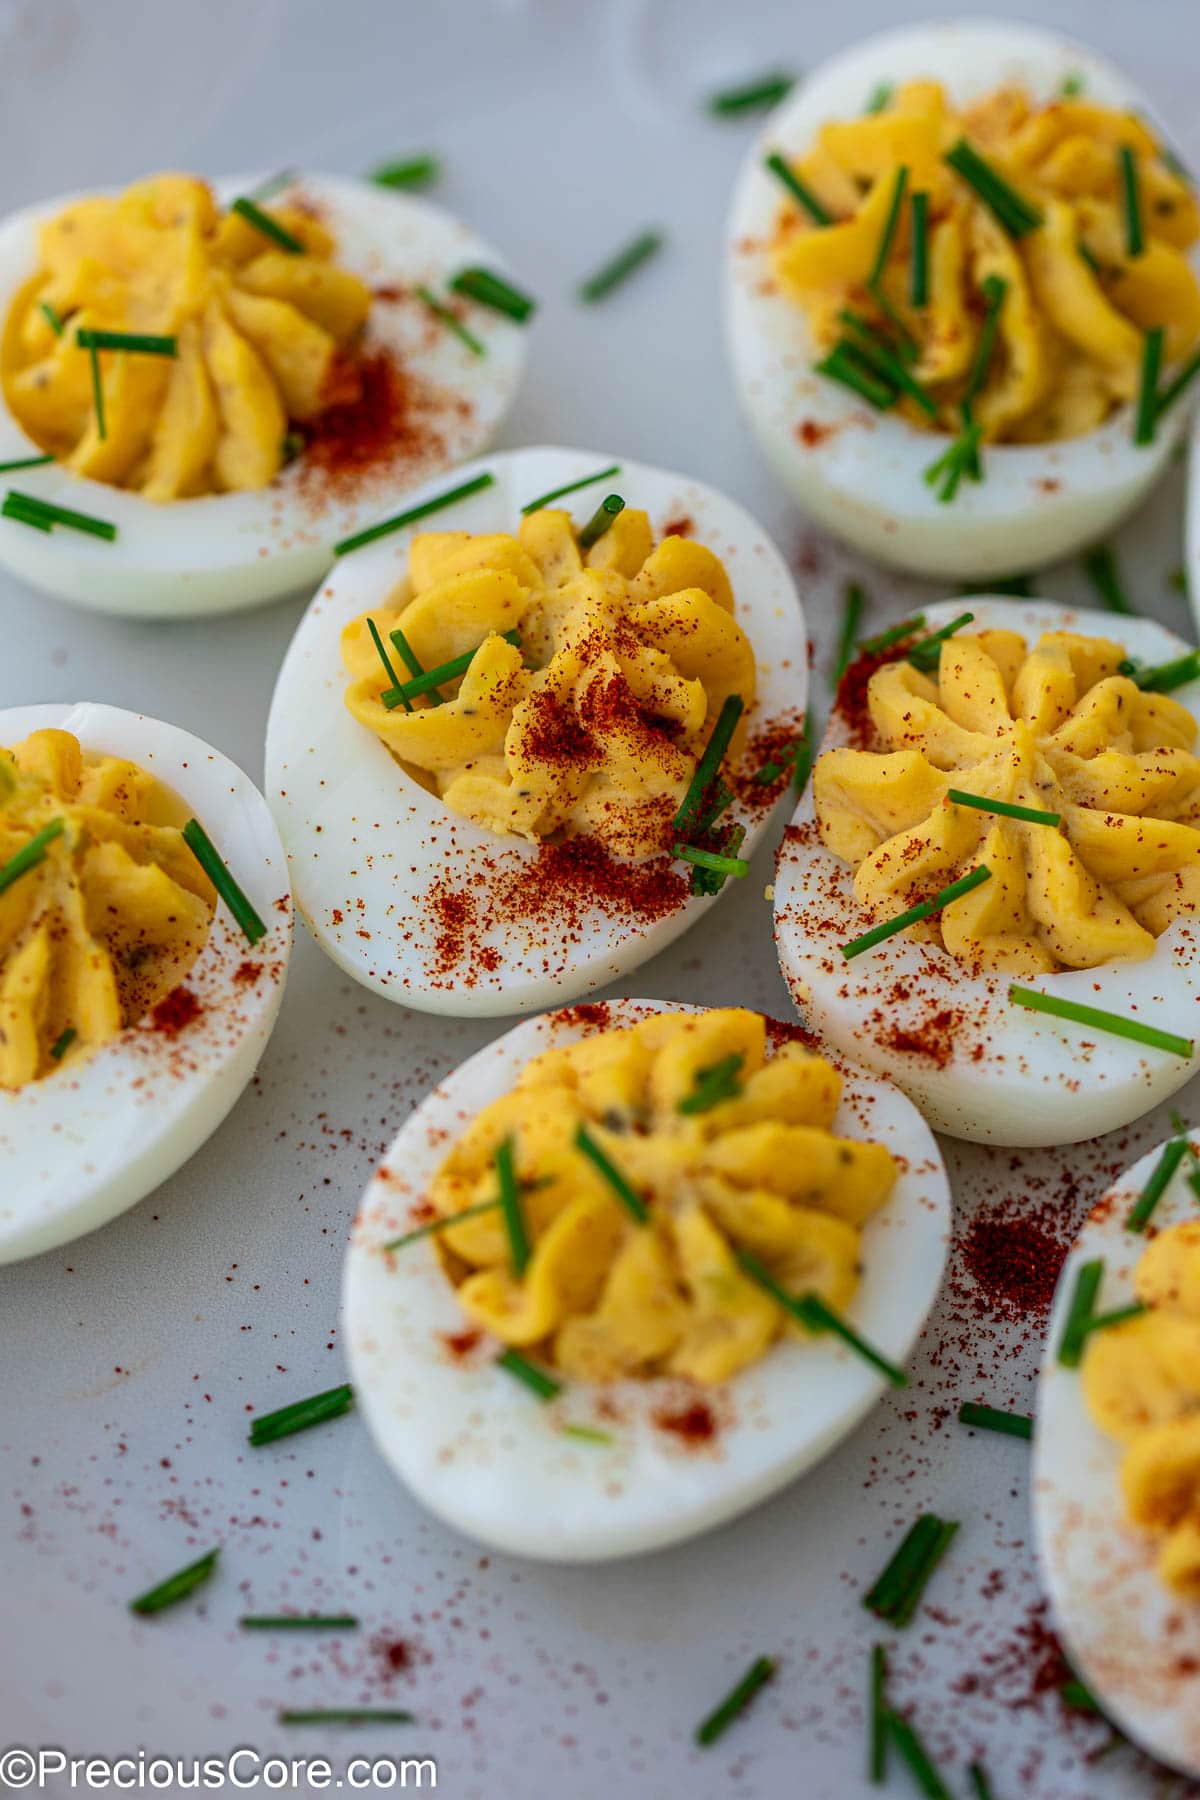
775;597;1200;1146
343;998;950;1561
0;701;291;1262
727;19;1200;579
266;446;808;1017
0;171;527;616
1034;1133;1200;1776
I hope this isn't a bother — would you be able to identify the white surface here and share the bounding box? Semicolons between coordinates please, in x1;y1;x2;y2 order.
2;2;1200;1796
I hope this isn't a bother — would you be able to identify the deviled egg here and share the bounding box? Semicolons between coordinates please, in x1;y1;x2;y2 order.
343;998;950;1561
0;171;527;616
775;597;1200;1146
1034;1132;1200;1776
0;701;291;1262
266;446;808;1017
726;19;1200;579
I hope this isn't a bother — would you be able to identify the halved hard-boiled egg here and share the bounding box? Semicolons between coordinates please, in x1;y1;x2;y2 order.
343;998;950;1561
775;597;1200;1146
726;19;1200;579
1034;1133;1200;1776
266;446;808;1017
0;701;291;1262
0;171;527;617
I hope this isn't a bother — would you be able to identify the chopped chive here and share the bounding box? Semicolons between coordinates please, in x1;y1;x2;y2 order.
335;470;494;557
869;1644;888;1783
129;1548;219;1616
695;1655;776;1747
496;1348;561;1401
694;779;735;829
39;299;64;335
241;1615;358;1631
1170;1110;1200;1198
863;1514;959;1627
0;816;64;895
1119;145;1144;257
1135;327;1165;446
1127;1136;1189;1231
907;611;975;673
736;1250;907;1386
383;1198;500;1253
182;818;266;946
945;138;1043;237
674;693;745;834
49;1027;75;1061
839;313;936;417
3;496;51;531
835;582;867;682
577;493;625;549
278;1709;415;1726
764;152;832;226
0;452;54;474
414;285;485;357
561;1423;614;1445
1057;1259;1106;1368
840;865;990;961
815;343;897;410
231;196;304;253
382;629;520;708
76;328;177;356
1078;238;1103;276
1059;71;1085;97
87;340;105;441
887;1712;956;1800
963;275;1008;409
689;823;745;897
249;1383;354;1446
791;714;814;795
1152;346;1200;425
281;430;304;463
370;155;440;190
1088;1302;1149;1332
946;789;1060;828
366;617;408;714
575;1124;649;1223
866;82;892;114
924;420;984;504
388;622;441;707
859;614;925;654
2;489;116;541
495;1137;530;1277
521;465;621;514
868;165;909;291
958;1402;1033;1440
578;231;664;303
246;169;298;203
909;192;929;306
1170;567;1189;595
968;1763;995;1800
1008;984;1193;1060
1081;543;1132;615
964;572;1032;597
1125;648;1200;693
449;266;536;323
679;1052;745;1115
1060;1678;1102;1714
709;71;795;115
674;842;749;879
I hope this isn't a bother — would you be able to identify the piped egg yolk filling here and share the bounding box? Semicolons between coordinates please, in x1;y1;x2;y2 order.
1;174;372;498
426;1009;896;1386
0;729;215;1088
343;509;757;858
1084;1221;1200;1598
814;629;1200;974
771;82;1200;442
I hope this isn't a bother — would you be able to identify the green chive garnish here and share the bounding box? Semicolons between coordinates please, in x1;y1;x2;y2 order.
335;470;494;557
382;629;520;709
383;1198;500;1253
367;617;408;713
1059;72;1085;96
835;582;867;682
574;1124;649;1223
0;453;54;474
907;611;975;673
695;1655;776;1746
964;572;1032;597
130;1548;219;1616
0;816;64;895
577;493;625;549
578;231;664;303
1119;145;1144;257
1127;1136;1189;1232
968;1762;995;1800
49;1027;75;1061
841;865;990;961
674;693;744;835
1135;326;1164;445
496;1348;561;1401
76;329;177;357
709;71;795;115
791;714;814;795
389;623;440;706
1171;1110;1200;1198
495;1136;531;1276
674;843;749;879
887;1712;956;1800
241;1614;358;1631
249;1384;354;1446
815;343;897;410
866;82;893;114
278;1710;415;1726
449;267;536;323
521;464;621;514
863;1513;959;1627
414;286;485;357
946;789;1060;828
868;165;908;290
561;1423;614;1445
869;1644;888;1782
231;196;304;253
247;169;298;203
281;430;304;463
958;1402;1033;1440
87;340;105;441
1125;648;1200;693
1060;1678;1103;1714
945;138;1043;237
3;495;51;531
370;155;440;190
182;818;266;946
1057;1258;1105;1368
963;275;1007;409
764;152;832;226
39;299;64;335
3;490;116;541
735;1250;907;1387
859;615;925;655
1008;984;1193;1060
679;1053;745;1115
1081;543;1132;615
1152;346;1200;425
910;191;929;306
838;313;936;416
924;420;984;504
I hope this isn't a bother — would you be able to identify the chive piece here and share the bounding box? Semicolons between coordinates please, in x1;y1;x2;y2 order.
863;1514;959;1627
962;275;1007;409
367;617;408;715
1060;72;1085;97
495;1136;530;1277
709;71;795;115
868;165;909;291
869;1644;888;1783
736;1250;907;1387
924;420;984;504
87;340;105;441
834;582;867;683
958;1402;1033;1440
414;285;485;357
839;314;937;417
521;464;621;514
577;493;625;549
76;329;177;357
496;1348;561;1401
561;1423;614;1445
764;152;832;226
946;789;1060;828
0;816;64;895
1129;649;1200;693
1119;145;1144;257
249;1384;354;1446
281;430;304;464
907;611;975;673
1081;543;1132;615
578;231;664;304
1057;1259;1106;1368
182;818;267;947
816;343;897;410
1170;567;1189;595
231;196;304;253
1127;1137;1189;1232
1152;346;1200;425
370;155;440;190
689;823;745;898
49;1026;76;1061
1170;1110;1200;1198
2;489;117;541
791;715;814;795
3;497;51;532
859;614;926;654
449;267;536;323
382;629;520;708
388;622;441;707
679;1052;745;1115
0;453;54;474
694;779;735;829
964;572;1032;597
674;842;749;879
674;693;745;834
247;169;298;203
1135;327;1165;446
1008;984;1193;1060
278;1709;415;1726
840;865;991;961
887;1712;956;1800
695;1655;776;1747
130;1548;220;1616
909;191;929;307
382;1198;500;1253
335;470;494;556
575;1125;649;1223
1060;1678;1102;1714
1087;1302;1149;1332
866;82;892;114
240;1615;358;1631
39;299;64;335
945;138;1043;237
968;1763;995;1800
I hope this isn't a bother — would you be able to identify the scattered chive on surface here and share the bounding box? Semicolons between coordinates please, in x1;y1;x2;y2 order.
1152;345;1200;426
924;419;983;504
1059;71;1085;97
1135;326;1165;445
335;470;494;557
963;276;1007;409
866;82;893;114
709;70;795;115
389;623;437;700
1060;1677;1103;1714
382;629;520;709
694;1655;776;1746
1081;543;1132;614
249;1383;354;1446
383;1197;500;1254
1008;984;1193;1060
370;155;440;190
791;714;814;795
679;1053;745;1115
281;430;304;463
574;1126;649;1223
1171;1109;1200;1198
859;615;925;654
815;343;897;411
841;865;991;961
907;611;975;673
246;169;298;203
182;818;266;946
3;496;51;532
39;299;65;335
3;490;117;541
675;842;749;879
869;1644;888;1782
834;583;867;683
449;266;536;323
1118;144;1144;257
945;138;1043;236
736;1251;907;1387
561;1423;614;1446
231;196;304;253
578;231;664;303
674;693;744;834
577;493;625;549
946;789;1060;828
0;453;54;474
129;1548;219;1617
764;152;832;226
414;285;485;357
1057;1259;1106;1368
958;1402;1033;1440
968;1762;996;1800
838;313;936;416
367;616;405;704
241;1615;358;1631
909;191;929;306
87;340;106;441
868;165;909;291
49;1027;76;1061
1124;649;1200;694
76;329;177;357
496;1347;561;1401
886;1711;956;1800
0;816;64;896
278;1709;415;1726
862;1513;959;1628
1126;1136;1189;1232
496;1136;531;1277
521;464;621;514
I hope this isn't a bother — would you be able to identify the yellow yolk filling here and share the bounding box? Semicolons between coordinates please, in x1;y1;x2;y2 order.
0;729;216;1087
1084;1220;1200;1598
342;509;758;858
426;1009;896;1386
814;629;1200;974
1;174;372;498
771;82;1200;442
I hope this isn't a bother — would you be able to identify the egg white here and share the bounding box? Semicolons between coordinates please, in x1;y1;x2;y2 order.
342;996;950;1563
1034;1138;1200;1777
725;19;1196;580
774;597;1200;1147
265;445;809;1017
0;173;528;618
0;701;292;1263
